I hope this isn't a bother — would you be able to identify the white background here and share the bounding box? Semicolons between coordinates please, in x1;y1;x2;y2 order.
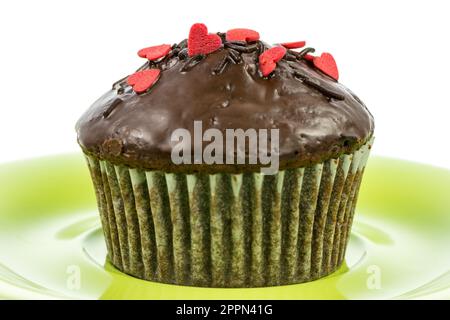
0;0;449;168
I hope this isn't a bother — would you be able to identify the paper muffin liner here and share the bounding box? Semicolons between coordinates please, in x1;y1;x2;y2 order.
84;137;373;287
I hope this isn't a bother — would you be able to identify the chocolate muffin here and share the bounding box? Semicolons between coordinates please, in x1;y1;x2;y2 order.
76;23;374;287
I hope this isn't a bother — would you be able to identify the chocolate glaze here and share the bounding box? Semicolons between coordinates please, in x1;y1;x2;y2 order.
76;41;374;173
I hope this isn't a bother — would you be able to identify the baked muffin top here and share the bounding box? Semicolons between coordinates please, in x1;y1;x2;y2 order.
76;24;374;173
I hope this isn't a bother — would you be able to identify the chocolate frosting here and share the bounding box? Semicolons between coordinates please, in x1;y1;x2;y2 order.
76;40;374;173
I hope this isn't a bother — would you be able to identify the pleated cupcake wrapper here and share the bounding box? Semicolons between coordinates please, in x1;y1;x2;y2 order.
85;137;373;288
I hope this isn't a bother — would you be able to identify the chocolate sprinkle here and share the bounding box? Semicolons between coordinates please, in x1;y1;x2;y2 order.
294;71;345;100
304;78;345;100
178;48;189;60
103;98;123;118
180;54;205;72
228;49;241;64
293;47;316;60
284;51;298;61
112;75;128;91
224;42;258;53
217;32;226;42
166;48;179;60
227;40;247;46
177;39;188;49
212;56;231;75
257;42;269;55
292;70;308;80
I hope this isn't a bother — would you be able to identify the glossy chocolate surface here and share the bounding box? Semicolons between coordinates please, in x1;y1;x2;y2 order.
76;41;374;173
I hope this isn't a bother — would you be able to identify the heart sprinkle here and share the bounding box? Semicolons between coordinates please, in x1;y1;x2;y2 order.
280;41;306;49
127;69;161;94
188;23;222;57
226;28;260;42
313;53;339;80
138;44;172;61
304;54;315;61
258;46;287;77
119;24;341;99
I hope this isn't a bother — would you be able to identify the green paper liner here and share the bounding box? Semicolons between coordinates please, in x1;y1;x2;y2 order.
84;138;373;287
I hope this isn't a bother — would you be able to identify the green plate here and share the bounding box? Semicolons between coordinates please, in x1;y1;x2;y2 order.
0;154;449;299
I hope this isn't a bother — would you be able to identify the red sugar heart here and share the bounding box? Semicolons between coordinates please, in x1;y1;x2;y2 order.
258;46;287;77
127;69;160;94
138;44;172;61
304;54;315;61
280;41;306;49
313;53;339;80
188;23;222;57
226;28;260;42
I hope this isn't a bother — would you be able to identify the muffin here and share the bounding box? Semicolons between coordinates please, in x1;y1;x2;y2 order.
76;23;374;287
